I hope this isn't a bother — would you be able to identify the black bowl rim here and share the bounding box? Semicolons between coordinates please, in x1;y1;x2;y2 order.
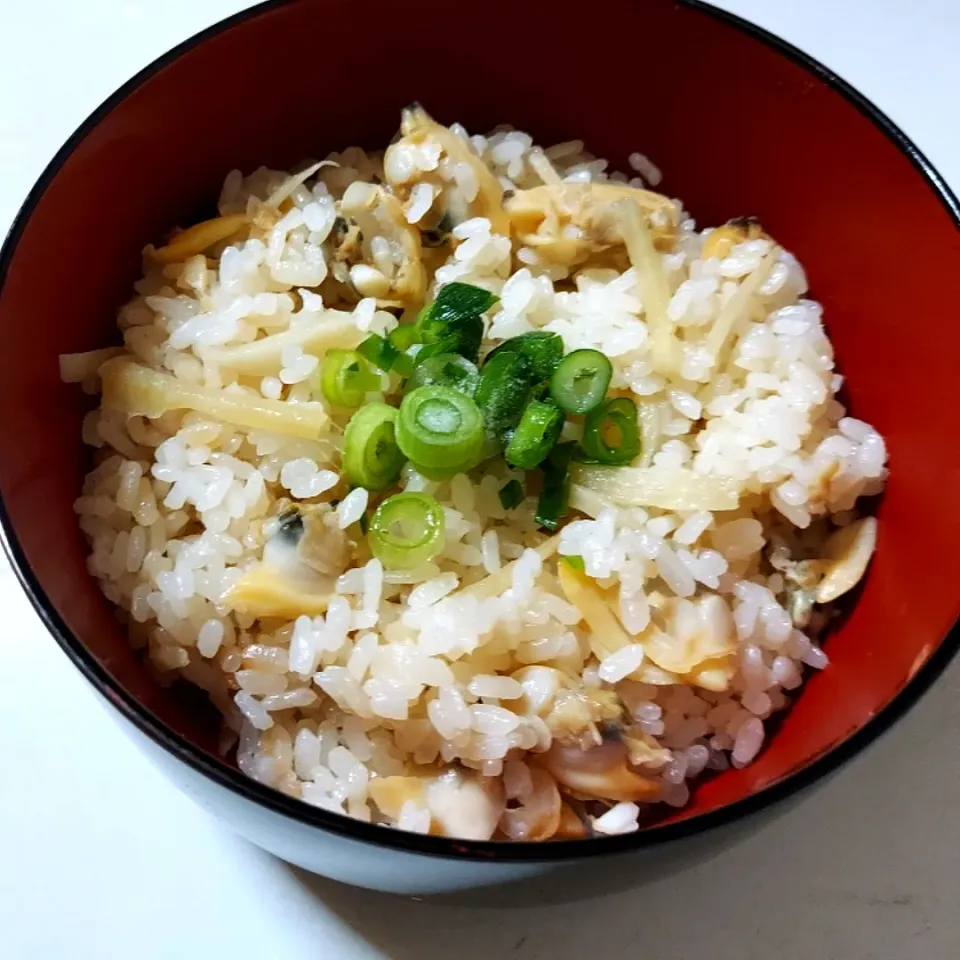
1;0;958;864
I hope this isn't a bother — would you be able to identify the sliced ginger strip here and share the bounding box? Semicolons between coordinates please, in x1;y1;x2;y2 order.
146;214;250;264
461;535;560;601
557;561;631;661
200;313;362;377
703;249;778;365
100;358;329;439
615;198;678;376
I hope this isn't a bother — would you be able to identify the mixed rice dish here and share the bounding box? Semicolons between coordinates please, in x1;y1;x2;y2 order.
62;106;886;841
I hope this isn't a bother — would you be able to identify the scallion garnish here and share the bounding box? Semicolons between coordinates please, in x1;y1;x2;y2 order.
498;478;525;511
388;324;421;351
549;348;612;415
358;333;414;377
408;353;480;397
368;492;445;569
505;399;564;469
342;310;628;533
417;282;498;339
474;349;534;442
319;349;379;407
484;331;563;381
342;402;406;490
396;385;484;476
414;316;483;365
536;442;574;530
413;281;498;364
579;397;641;465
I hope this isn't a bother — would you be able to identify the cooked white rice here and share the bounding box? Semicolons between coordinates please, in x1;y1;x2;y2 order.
64;107;886;841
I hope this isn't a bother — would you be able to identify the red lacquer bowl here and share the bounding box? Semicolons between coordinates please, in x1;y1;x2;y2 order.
1;0;958;890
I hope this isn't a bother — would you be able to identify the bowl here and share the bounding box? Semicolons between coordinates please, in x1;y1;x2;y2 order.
1;0;958;894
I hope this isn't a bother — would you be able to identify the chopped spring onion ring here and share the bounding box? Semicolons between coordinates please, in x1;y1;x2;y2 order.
549;349;612;415
484;331;564;382
368;492;445;570
413;281;497;365
388;324;421;351
505;399;564;469
498;478;525;511
415;315;483;365
417;326;482;365
342;402;405;490
559;554;585;572
580;397;641;466
417;282;499;340
416;283;497;363
537;445;573;531
474;349;534;441
537;442;574;530
358;334;414;376
408;354;480;396
319;349;379;407
396;385;484;474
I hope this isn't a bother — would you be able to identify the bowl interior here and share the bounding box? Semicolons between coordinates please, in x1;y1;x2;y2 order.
1;0;958;833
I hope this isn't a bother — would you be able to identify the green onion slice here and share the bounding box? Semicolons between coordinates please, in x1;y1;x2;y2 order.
368;492;445;569
484;331;564;382
407;353;480;397
474;349;534;441
549;348;613;415
388;324;421;351
414;315;483;365
342;402;406;490
414;282;497;364
358;333;414;377
560;554;585;572
358;333;398;370
505;399;564;469
396;385;484;474
417;282;498;340
579;397;641;465
319;349;379;407
498;478;525;511
536;442;574;531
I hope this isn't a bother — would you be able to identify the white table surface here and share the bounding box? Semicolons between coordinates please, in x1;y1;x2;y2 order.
1;2;958;957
